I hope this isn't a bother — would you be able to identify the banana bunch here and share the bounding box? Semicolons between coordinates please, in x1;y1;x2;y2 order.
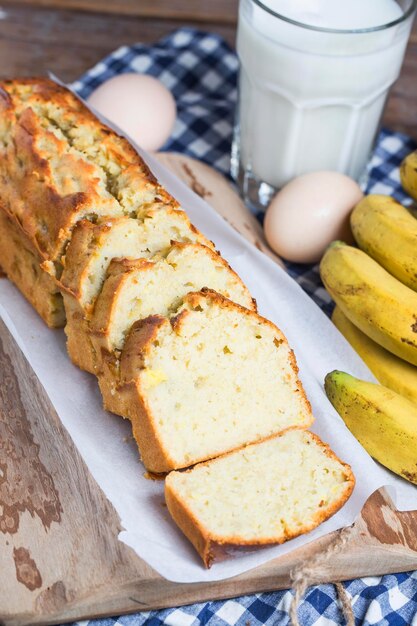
325;371;417;485
320;153;417;484
319;153;417;395
332;307;417;404
320;241;417;366
350;194;417;292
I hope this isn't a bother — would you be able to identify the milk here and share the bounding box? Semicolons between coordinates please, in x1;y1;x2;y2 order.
233;0;415;198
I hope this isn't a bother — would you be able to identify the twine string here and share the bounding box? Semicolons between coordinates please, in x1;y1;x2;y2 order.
335;582;355;626
289;525;355;626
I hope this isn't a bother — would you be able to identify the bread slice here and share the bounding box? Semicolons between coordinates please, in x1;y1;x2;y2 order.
0;78;178;271
165;429;355;567
117;290;313;473
92;244;255;409
60;209;214;372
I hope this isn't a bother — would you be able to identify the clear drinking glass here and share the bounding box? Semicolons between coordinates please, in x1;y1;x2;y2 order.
231;0;417;211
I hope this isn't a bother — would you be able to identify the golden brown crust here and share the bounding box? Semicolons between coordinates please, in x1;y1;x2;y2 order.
0;78;174;194
62;292;97;372
97;352;125;414
119;315;169;382
0;77;179;266
165;432;355;567
1;104;117;264
118;378;176;470
59;218;114;299
164;481;211;564
98;315;168;416
0;202;65;327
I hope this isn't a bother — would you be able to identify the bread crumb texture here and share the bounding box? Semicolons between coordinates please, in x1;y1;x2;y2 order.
124;291;313;470
165;429;354;565
93;242;255;354
62;209;214;308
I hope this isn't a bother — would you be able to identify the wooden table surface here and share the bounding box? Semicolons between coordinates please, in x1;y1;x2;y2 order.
0;0;417;138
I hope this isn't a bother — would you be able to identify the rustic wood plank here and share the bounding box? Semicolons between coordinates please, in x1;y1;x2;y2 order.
0;315;149;625
0;5;236;52
1;0;239;22
0;5;236;82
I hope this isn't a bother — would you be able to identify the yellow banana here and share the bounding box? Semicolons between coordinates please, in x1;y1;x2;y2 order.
332;307;417;404
320;241;417;366
350;195;417;292
324;370;417;485
400;150;417;201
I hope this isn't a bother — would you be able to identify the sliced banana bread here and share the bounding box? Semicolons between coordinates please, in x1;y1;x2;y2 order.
0;78;184;326
0;78;177;268
165;429;355;567
91;243;255;409
61;209;214;372
117;290;313;473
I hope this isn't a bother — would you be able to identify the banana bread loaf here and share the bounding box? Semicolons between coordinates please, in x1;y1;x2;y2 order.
0;78;354;569
0;78;184;326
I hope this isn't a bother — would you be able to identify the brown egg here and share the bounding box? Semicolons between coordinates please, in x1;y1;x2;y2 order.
87;73;176;152
264;171;363;263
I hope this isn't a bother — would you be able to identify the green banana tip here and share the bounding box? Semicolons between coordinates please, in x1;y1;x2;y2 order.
326;240;347;250
321;241;348;261
325;370;336;383
324;369;349;385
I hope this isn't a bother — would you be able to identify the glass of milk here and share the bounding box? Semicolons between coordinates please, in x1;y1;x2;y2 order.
231;0;417;210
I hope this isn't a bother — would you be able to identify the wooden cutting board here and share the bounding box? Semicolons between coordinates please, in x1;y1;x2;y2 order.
1;157;417;626
154;152;285;267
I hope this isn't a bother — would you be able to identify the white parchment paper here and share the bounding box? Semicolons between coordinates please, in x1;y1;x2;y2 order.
1;98;417;582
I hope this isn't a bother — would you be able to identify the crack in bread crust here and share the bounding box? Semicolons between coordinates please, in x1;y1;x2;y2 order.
0;78;178;269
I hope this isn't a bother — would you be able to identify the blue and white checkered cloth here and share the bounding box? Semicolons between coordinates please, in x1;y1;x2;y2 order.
68;28;417;626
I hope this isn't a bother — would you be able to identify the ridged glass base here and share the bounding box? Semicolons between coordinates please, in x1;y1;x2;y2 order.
230;124;278;214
